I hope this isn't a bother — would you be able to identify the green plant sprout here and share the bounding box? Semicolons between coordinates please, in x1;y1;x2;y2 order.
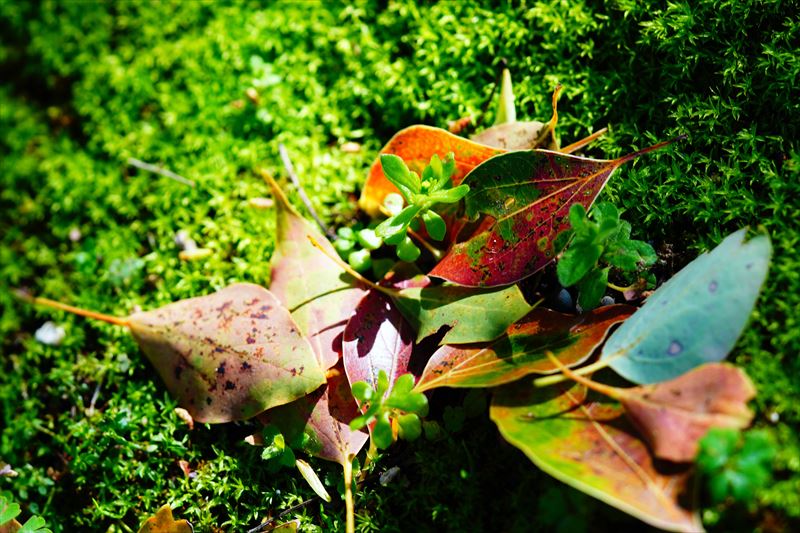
697;428;776;504
350;371;429;450
376;152;469;261
556;202;657;309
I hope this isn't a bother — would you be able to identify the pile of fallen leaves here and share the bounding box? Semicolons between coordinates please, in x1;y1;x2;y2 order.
11;73;772;533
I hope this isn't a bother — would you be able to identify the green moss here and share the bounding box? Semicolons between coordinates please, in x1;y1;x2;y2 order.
1;1;798;531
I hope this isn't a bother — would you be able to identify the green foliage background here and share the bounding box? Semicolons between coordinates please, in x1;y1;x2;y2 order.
1;1;797;531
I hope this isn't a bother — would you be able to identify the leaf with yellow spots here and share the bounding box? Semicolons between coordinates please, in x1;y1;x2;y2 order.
430;139;682;287
491;381;702;532
22;283;325;423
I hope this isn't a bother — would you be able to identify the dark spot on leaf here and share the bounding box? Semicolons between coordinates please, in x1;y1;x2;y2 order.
205;397;212;405
667;340;683;356
709;280;718;292
217;362;226;375
174;366;184;380
246;336;256;344
241;361;252;371
225;381;236;391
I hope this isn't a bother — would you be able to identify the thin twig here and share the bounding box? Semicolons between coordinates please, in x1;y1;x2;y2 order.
127;158;195;187
278;144;334;239
246;498;316;533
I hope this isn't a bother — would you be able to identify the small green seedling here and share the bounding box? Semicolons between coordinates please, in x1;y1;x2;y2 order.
376;152;469;261
696;428;776;504
349;371;429;449
556;202;656;310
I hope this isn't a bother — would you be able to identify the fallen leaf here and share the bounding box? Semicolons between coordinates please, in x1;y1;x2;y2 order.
549;357;756;463
28;284;326;423
491;381;702;532
261;362;369;466
267;173;367;370
470;84;562;150
430;141;676;287
138;505;193;533
414;305;633;392
358;125;502;215
393;282;533;344
601;229;771;384
343;289;415;391
471;121;555;151
129;284;325;423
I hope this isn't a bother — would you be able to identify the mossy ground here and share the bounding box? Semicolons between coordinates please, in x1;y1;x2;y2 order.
1;1;798;531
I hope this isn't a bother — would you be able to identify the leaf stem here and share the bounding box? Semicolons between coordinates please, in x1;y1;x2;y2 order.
613;135;688;167
278;144;335;239
543;351;622;400
560;127;608;154
607;281;638;293
15;290;130;327
306;235;398;298
533;357;611;388
343;456;355;533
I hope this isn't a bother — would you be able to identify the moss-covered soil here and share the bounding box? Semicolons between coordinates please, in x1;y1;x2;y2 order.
1;2;798;531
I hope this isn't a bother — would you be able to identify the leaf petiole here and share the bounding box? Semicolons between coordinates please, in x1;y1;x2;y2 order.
533;357;614;388
306;235;399;298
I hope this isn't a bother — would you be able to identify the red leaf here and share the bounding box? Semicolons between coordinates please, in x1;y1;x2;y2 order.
430;141;677;287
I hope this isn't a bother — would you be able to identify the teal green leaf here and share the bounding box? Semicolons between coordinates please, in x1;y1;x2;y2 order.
601;229;771;384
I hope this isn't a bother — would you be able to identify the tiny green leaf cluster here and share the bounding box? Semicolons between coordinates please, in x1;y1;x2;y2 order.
697;428;776;504
556;202;656;310
376;153;469;261
350;372;429;449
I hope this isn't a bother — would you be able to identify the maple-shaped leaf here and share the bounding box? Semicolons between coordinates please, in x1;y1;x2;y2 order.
414;305;633;392
261;361;369;466
267;173;367;370
138;505;193;533
25;284;325;423
491;382;702;532
358;125;502;215
430;140;678;287
549;357;756;463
